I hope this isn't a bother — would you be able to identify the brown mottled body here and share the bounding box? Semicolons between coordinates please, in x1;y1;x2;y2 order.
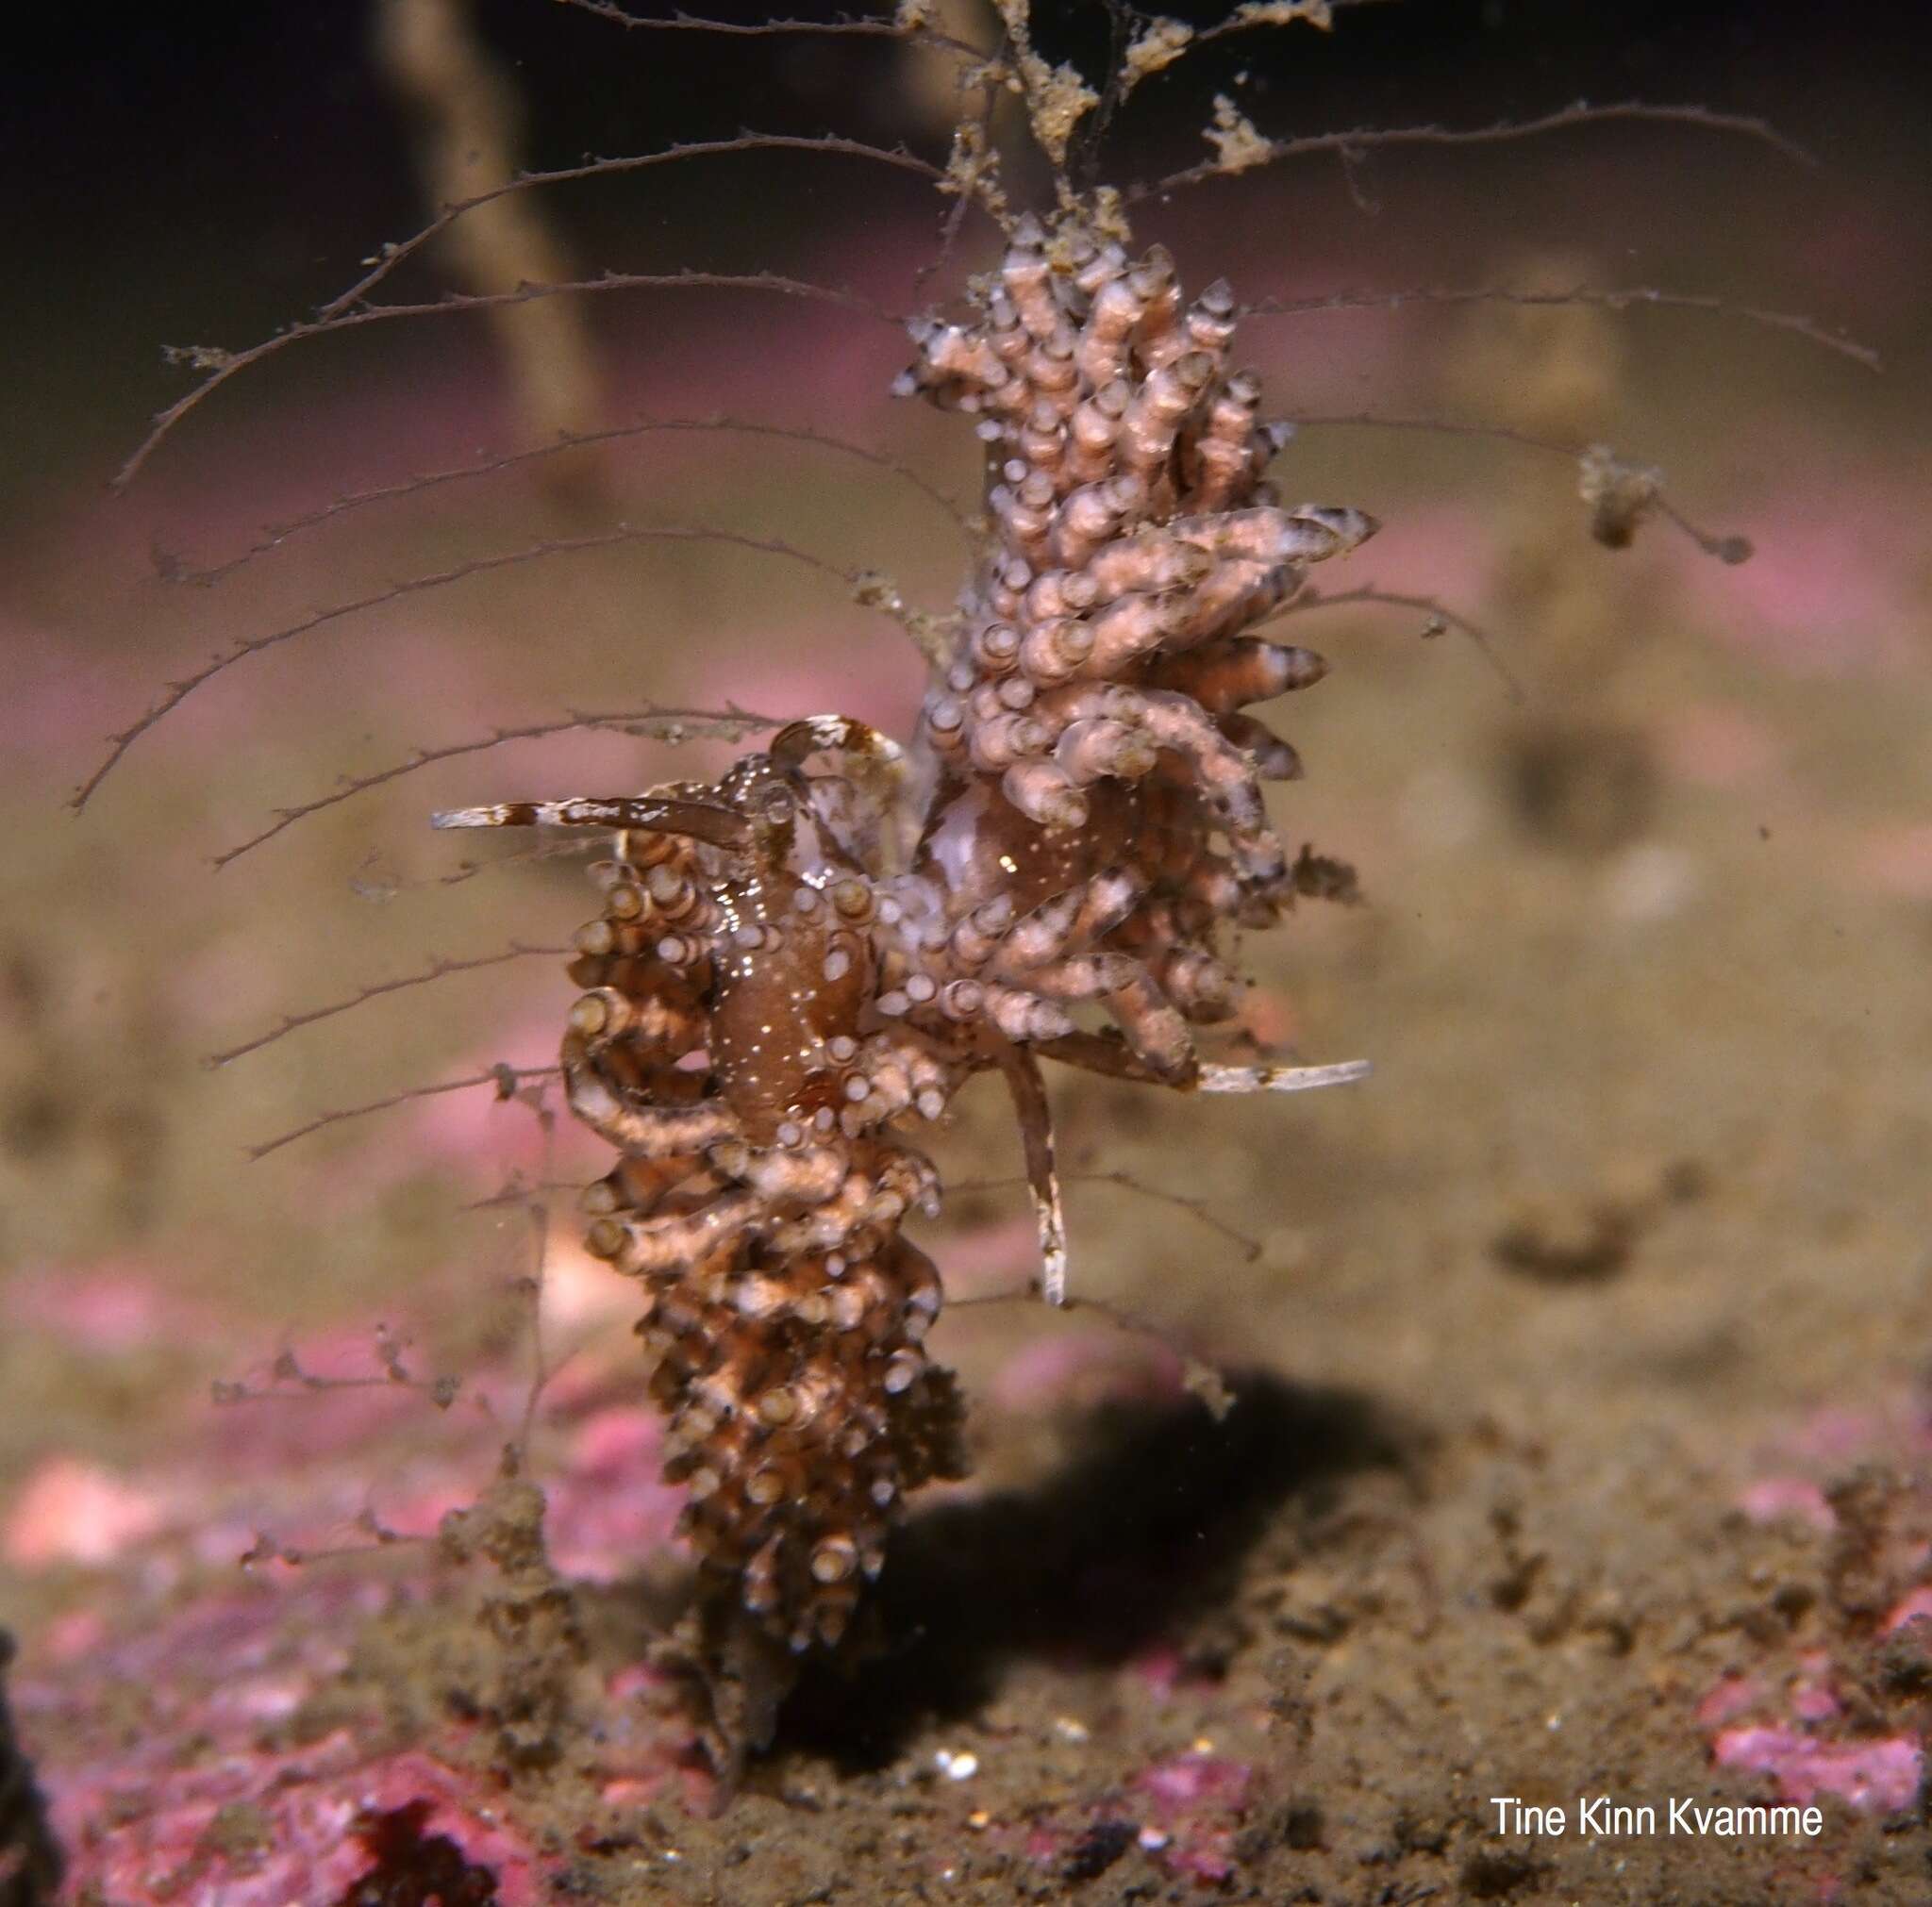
541;724;968;1673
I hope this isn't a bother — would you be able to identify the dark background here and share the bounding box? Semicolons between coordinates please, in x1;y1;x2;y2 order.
7;0;1926;508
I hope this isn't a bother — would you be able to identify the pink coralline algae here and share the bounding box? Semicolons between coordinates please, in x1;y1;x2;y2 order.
1737;1476;1837;1534
1711;1728;1923;1816
2;1278;695;1584
0;1632;63;1906
11;1578;546;1905
1703;1393;1932;1818
56;1733;542;1907
3;1458;172;1571
0;1285;705;1889
1131;1751;1254;1884
545;1405;688;1582
962;1748;1255;1890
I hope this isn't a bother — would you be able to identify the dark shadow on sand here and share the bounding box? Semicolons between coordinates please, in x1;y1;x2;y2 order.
775;1370;1418;1773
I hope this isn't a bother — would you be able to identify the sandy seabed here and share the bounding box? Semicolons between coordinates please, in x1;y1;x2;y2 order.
2;90;1929;1904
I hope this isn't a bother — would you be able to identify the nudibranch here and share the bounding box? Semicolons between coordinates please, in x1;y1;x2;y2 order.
433;207;1374;1763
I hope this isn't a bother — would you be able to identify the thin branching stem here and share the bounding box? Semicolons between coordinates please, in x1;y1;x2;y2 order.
178;417;971;588
322;135;955;323
1243;285;1878;372
944;1282;1235;1416
951;1167;1264;1262
1130;100;1815;205
1292;407;1598;459
246;1064;562;1163
75;528;868;813
215;1330;456;1410
207;943;570;1069
1187;0;1400;46
513;1092;560;1455
1280;583;1525;704
1287;410;1757;563
211;704;781;868
430;837;613;890
919;57;1008;286
462;1176;591;1212
115;271;901;494
553;0;989;61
